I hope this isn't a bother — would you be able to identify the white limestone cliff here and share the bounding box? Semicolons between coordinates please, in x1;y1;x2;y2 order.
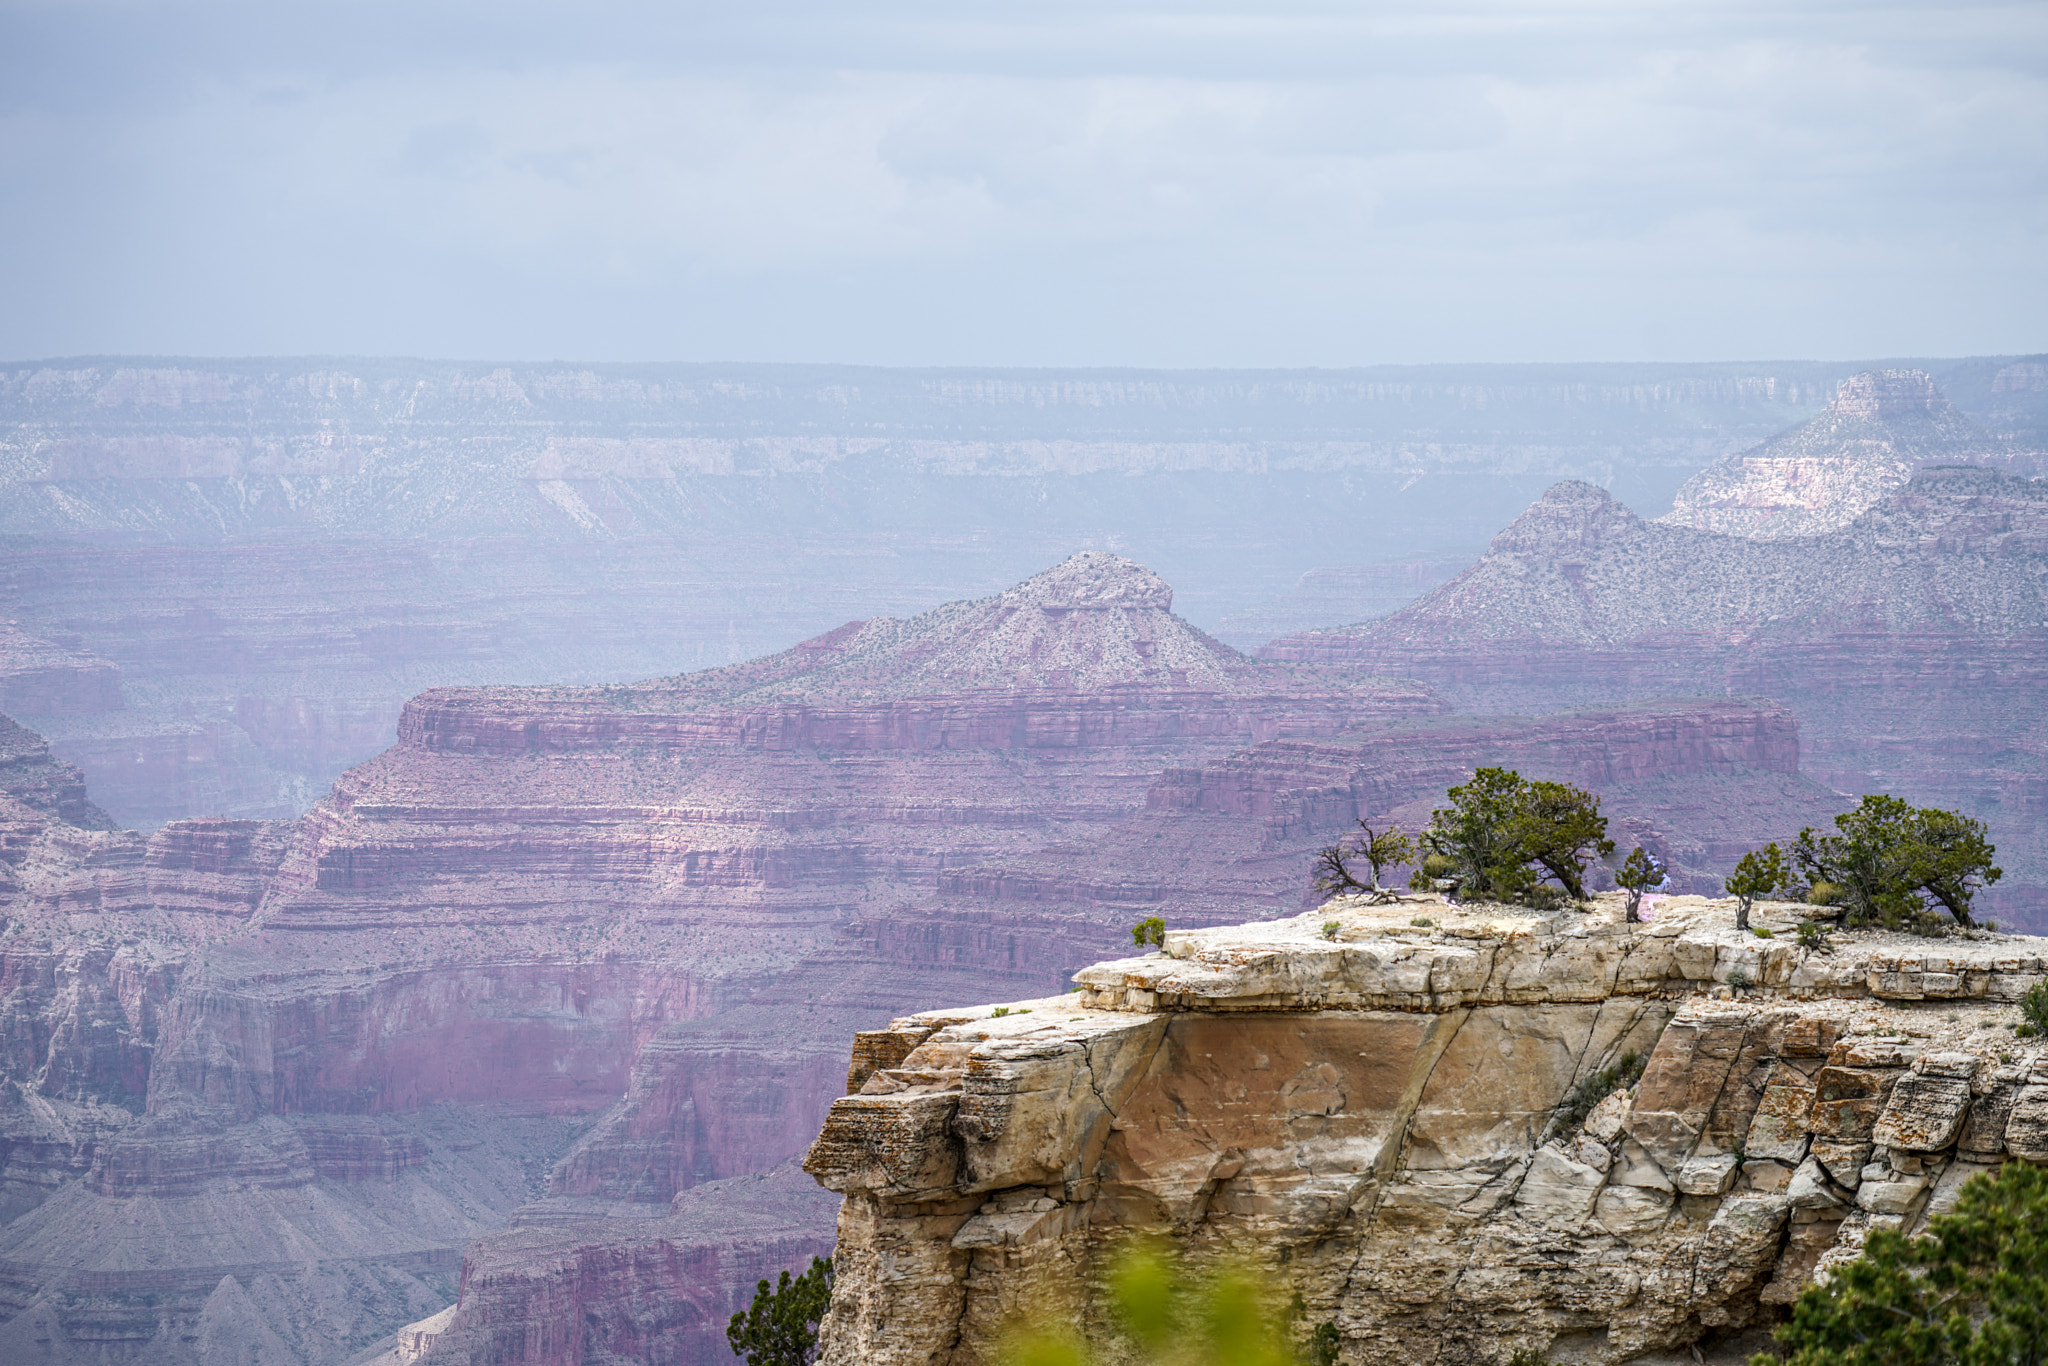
803;894;2048;1365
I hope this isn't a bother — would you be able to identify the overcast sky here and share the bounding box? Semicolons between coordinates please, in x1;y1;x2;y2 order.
2;0;2043;366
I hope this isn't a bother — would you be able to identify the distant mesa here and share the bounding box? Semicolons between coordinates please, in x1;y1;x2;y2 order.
999;550;1175;611
1660;368;2017;539
631;551;1306;703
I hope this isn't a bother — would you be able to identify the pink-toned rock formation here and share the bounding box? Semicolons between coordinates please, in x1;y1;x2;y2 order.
1262;468;2048;926
14;354;2030;830
0;545;1880;1364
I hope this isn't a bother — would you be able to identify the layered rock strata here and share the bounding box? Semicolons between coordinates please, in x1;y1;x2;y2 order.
806;897;2048;1365
1262;470;2048;923
3;354;1897;829
0;549;1876;1364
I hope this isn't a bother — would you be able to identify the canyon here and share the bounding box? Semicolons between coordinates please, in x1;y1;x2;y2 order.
805;893;2048;1364
3;354;2047;1366
6;355;2043;831
1263;460;2048;928
0;552;1855;1364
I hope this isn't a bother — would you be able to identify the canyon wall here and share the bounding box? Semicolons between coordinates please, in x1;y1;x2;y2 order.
11;354;2044;828
1263;468;2048;927
1661;369;2040;539
0;552;1876;1364
806;895;2048;1365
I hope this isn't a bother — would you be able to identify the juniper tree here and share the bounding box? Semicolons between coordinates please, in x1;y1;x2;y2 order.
1312;820;1416;897
1725;842;1787;932
1421;767;1611;904
1613;847;1663;924
1794;795;2001;931
1510;780;1614;900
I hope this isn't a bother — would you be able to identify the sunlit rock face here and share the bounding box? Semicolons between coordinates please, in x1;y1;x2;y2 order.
1261;469;2048;928
804;898;2048;1366
1661;369;2026;540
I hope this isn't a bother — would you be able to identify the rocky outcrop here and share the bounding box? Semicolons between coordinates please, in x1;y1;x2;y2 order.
804;896;2048;1365
0;623;122;718
1662;369;2031;539
0;713;115;833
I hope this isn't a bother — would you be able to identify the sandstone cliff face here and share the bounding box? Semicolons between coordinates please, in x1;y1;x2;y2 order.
805;898;2048;1365
1661;369;2032;539
1261;470;2048;924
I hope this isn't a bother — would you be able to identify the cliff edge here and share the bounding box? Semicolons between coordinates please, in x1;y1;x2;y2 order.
803;895;2048;1365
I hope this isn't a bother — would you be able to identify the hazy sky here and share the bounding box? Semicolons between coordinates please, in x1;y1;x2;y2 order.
3;1;2043;366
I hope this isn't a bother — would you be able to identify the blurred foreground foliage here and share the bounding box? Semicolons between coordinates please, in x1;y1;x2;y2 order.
1000;1246;1336;1366
1761;1162;2048;1366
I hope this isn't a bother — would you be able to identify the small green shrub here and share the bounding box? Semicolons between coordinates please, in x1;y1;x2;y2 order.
1509;1347;1555;1366
1807;880;1843;906
1753;927;1775;939
1546;1049;1645;1139
1130;917;1166;949
2022;981;2048;1036
1520;884;1568;911
1410;916;1434;928
1728;966;1754;990
991;1006;1010;1018
1407;852;1458;892
1305;1320;1340;1366
1796;919;1831;952
1321;920;1341;941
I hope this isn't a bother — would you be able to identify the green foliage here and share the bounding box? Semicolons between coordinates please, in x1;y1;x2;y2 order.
1520;884;1568;911
2021;981;2048;1037
1807;879;1843;906
728;1256;833;1366
1509;1348;1556;1365
1793;794;2003;932
1409;916;1434;928
1753;927;1775;939
1130;917;1166;949
1726;842;1789;931
1320;921;1341;941
1000;1245;1311;1366
1728;966;1753;990
1407;853;1456;891
991;1007;1011;1017
1420;768;1613;903
1613;846;1664;923
1761;1162;2048;1366
1547;1049;1644;1140
1312;820;1417;897
1511;778;1615;899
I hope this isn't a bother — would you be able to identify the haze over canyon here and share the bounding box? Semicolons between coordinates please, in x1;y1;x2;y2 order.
0;353;2045;1365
